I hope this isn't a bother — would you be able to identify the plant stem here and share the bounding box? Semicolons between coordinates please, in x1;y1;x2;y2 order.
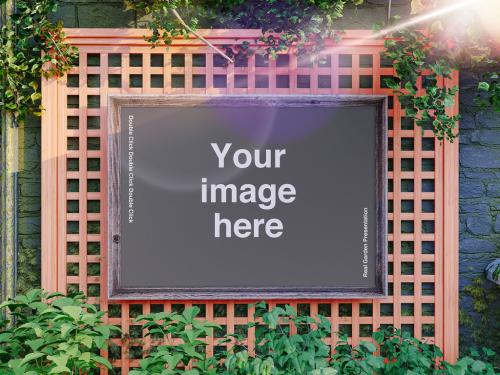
170;8;234;64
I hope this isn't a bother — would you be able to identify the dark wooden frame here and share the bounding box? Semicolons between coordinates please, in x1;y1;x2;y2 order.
108;95;388;300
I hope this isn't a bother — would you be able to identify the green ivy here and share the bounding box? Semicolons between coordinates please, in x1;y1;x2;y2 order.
126;0;360;58
1;0;498;143
0;0;76;120
476;72;500;112
381;25;460;141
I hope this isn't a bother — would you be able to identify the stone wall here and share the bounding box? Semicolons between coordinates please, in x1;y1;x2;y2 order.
459;73;500;286
53;0;135;28
458;72;500;351
17;116;42;294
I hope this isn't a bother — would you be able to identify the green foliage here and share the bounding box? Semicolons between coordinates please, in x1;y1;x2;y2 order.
222;302;334;374
381;25;459;142
0;289;120;374
129;306;220;375
451;348;499;375
0;0;77;120
126;0;360;58
460;277;500;362
332;326;443;374
0;292;498;374
1;0;498;144
333;326;498;374
131;302;499;375
383;0;500;141
476;72;500;112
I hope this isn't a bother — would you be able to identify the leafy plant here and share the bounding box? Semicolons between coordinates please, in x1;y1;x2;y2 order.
0;289;120;374
449;348;498;375
476;72;500;112
221;302;335;375
129;306;220;375
0;293;498;374
0;0;77;120
131;302;499;375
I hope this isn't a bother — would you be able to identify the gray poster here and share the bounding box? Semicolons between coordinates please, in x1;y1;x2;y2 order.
108;95;387;299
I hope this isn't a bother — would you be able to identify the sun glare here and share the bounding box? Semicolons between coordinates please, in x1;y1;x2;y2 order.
472;0;500;43
315;0;498;58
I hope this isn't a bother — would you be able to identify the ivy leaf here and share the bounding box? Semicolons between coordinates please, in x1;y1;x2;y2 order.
444;95;455;108
384;77;400;90
471;360;486;373
478;82;490;92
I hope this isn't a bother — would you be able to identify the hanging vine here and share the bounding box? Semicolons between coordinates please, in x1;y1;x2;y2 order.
127;0;500;142
381;0;499;141
0;0;499;136
381;25;460;141
0;0;77;121
126;0;361;58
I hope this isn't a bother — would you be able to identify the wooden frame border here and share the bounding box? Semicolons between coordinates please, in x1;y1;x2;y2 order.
41;77;59;291
107;94;388;300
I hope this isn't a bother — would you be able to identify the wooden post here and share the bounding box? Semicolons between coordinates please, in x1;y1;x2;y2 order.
0;0;19;306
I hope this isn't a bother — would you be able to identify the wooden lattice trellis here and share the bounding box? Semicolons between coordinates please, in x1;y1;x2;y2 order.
41;29;459;373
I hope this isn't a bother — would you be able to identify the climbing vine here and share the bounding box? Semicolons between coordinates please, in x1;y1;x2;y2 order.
126;0;360;58
0;0;77;121
381;25;460;141
128;0;500;142
460;276;500;365
1;0;498;140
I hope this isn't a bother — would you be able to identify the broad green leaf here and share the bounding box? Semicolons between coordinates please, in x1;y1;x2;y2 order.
62;305;82;321
20;352;44;366
92;356;113;369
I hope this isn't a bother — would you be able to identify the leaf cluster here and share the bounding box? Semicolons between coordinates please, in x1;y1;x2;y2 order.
1;293;498;374
131;302;499;375
332;327;499;375
222;302;334;374
0;0;77;120
129;306;220;375
460;277;500;362
125;0;361;58
0;289;119;374
476;73;500;112
382;26;460;141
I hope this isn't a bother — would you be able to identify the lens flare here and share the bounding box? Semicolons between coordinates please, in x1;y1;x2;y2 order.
472;0;500;43
316;0;489;57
